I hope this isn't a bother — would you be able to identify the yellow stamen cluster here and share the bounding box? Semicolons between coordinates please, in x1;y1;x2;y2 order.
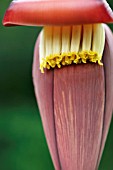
39;24;105;73
40;51;102;73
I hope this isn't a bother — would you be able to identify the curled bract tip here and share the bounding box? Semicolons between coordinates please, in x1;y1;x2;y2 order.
3;0;113;27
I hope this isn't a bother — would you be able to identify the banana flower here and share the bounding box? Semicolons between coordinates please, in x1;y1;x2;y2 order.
3;0;113;170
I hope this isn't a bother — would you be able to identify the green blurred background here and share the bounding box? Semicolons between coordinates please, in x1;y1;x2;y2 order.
0;0;113;170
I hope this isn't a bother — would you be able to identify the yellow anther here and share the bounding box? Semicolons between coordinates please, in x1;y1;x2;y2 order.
57;64;61;68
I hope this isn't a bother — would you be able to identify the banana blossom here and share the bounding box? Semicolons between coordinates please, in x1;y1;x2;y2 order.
3;0;113;170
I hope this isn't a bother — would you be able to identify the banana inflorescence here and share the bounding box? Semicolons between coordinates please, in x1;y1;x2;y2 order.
39;24;105;73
